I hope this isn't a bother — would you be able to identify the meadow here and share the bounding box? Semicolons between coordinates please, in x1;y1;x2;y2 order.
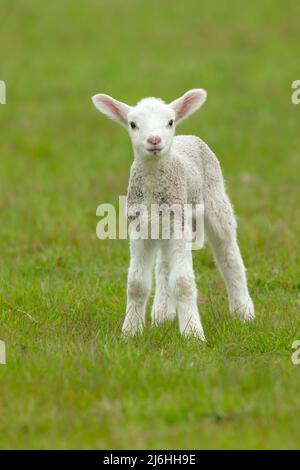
0;0;300;449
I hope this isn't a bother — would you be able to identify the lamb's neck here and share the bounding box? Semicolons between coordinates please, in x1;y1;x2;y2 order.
133;150;172;171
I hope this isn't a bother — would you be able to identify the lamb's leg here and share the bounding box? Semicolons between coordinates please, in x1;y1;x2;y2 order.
151;249;176;325
122;239;156;336
204;195;255;320
168;239;205;340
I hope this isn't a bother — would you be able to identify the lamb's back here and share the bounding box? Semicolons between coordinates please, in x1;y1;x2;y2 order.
172;135;225;202
172;135;215;171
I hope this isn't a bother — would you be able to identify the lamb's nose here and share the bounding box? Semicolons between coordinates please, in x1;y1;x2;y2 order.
147;136;162;146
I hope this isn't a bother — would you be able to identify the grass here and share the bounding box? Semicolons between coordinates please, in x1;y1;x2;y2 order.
0;0;300;449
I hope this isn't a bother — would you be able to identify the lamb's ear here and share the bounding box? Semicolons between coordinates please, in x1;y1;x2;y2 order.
169;89;207;124
92;94;132;129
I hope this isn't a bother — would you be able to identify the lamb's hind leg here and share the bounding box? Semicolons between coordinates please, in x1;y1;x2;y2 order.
204;194;255;320
151;249;176;325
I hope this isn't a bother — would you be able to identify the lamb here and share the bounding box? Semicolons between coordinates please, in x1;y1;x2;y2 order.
92;89;255;340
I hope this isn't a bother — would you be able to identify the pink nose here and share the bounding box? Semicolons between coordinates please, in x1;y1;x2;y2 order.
147;136;162;146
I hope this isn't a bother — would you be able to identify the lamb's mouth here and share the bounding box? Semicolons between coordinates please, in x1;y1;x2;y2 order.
146;147;163;155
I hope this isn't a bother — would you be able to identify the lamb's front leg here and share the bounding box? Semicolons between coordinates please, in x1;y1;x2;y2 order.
151;249;176;325
168;240;206;340
122;239;156;336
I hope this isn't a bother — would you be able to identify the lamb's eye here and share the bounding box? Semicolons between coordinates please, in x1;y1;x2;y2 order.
130;121;137;130
168;119;174;127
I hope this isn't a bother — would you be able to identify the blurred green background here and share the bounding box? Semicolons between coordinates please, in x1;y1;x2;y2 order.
0;0;300;449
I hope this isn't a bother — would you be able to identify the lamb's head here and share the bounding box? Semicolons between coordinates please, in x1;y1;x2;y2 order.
92;89;207;158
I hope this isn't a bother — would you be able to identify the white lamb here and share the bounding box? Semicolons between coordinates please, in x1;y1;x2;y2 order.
92;89;255;340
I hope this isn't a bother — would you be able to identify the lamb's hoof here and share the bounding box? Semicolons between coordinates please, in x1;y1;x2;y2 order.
180;320;206;341
151;307;176;325
121;317;143;337
232;298;255;322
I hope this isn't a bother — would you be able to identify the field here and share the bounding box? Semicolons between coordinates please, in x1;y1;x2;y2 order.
0;0;300;449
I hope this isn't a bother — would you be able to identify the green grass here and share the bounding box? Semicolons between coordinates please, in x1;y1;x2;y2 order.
0;0;300;449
